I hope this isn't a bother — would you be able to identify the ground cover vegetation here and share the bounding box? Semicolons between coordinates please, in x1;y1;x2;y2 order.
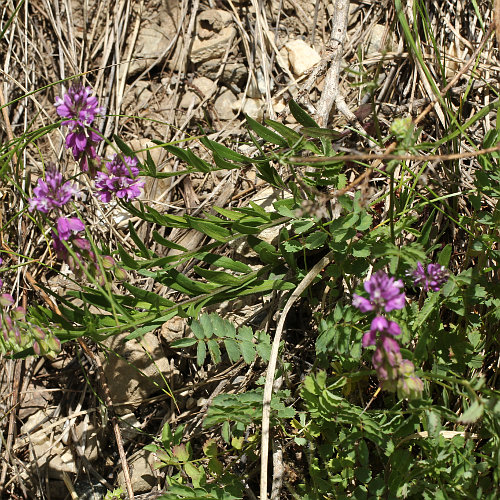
0;0;499;498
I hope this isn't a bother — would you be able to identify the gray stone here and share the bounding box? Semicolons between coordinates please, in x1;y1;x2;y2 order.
100;331;172;415
118;449;157;494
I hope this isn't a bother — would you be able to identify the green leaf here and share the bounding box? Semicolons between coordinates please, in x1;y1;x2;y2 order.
113;135;136;157
305;231;328;250
191;320;205;339
171;337;197;348
246;115;288;146
300;127;343;140
152;231;189;251
193;267;245;285
224;338;241;362
438;243;452;267
200;137;253;163
118;245;139;269
197;341;207;366
207;338;222;364
289;99;319;127
162;144;211;172
186;217;232;241
161;422;173;448
458;400;484;423
195;252;252;273
239;342;256;364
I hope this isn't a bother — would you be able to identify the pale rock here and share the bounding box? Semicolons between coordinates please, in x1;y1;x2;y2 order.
197;9;233;39
273;98;286;115
232;98;264;121
100;331;172;415
192;76;217;97
215;89;238;120
285;39;321;76
20;410;101;478
190;26;237;64
118;449;156;493
161;316;187;343
366;24;397;56
180;91;199;109
126;2;179;76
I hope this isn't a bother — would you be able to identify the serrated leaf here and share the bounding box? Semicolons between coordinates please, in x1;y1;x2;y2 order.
172;444;190;462
184;462;204;488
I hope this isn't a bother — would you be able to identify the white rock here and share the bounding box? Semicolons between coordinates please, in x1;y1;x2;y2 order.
126;1;180;76
232;98;263;121
20;410;101;478
285;39;321;76
215;89;238;120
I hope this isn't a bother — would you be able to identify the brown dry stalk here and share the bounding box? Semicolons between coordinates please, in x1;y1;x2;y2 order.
290;142;500;165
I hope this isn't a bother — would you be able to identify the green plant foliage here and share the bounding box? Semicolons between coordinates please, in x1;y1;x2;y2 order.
170;313;271;365
6;63;500;500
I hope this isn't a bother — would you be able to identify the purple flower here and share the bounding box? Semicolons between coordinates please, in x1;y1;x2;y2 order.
353;270;405;314
362;315;401;347
66;127;102;160
372;334;402;383
55;84;104;173
95;154;144;203
408;262;449;292
55;84;103;129
56;216;85;241
29;167;78;214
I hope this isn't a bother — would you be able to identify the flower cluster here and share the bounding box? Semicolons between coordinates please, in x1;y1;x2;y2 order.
353;269;423;399
55;84;104;174
23;83;141;357
95;154;145;203
0;293;61;358
408;262;449;292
